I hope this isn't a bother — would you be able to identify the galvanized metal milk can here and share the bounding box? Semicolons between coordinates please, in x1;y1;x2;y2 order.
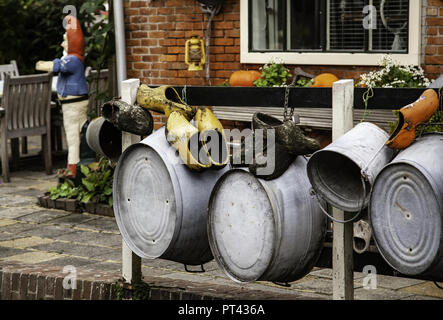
307;122;394;213
370;133;443;281
208;156;327;283
113;126;230;266
85;116;122;162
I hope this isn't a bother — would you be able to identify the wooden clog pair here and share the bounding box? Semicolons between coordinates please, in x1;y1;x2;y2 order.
165;108;229;171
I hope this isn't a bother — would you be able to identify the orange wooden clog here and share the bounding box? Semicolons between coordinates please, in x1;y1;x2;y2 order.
386;89;439;150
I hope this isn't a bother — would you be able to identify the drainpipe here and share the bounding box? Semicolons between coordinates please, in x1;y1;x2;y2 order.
113;0;127;96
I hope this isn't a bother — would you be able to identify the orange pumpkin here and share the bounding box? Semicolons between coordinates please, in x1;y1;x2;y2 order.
310;73;339;87
229;70;261;87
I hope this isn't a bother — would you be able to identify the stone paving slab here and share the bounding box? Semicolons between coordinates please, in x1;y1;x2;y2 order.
47;213;100;227
10;224;76;239
30;241;118;260
354;287;414;300
0;246;30;259
0;236;55;249
16;210;70;223
0;207;43;219
399;282;443;299
2;251;62;264
0;219;18;228
55;230;122;248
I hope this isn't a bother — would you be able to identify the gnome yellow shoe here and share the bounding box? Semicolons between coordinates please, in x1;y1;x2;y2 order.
386;89;439;150
165;111;212;171
195;108;229;168
137;84;196;120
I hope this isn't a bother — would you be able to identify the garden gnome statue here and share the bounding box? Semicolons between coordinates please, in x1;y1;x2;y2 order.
36;15;89;178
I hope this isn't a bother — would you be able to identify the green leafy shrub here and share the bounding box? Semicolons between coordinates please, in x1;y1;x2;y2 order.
48;157;115;207
253;58;292;87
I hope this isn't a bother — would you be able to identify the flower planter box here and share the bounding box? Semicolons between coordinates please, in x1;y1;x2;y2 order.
37;194;113;217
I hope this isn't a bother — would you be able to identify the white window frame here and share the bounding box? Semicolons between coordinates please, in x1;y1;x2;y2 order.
240;0;421;66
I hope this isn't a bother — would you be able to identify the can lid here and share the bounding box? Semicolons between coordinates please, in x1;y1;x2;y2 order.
208;170;275;282
370;163;441;275
114;144;176;259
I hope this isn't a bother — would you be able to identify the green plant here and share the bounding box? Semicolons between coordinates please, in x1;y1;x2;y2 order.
295;78;313;87
388;110;443;135
357;55;431;89
48;156;115;206
48;179;79;200
78;157;115;206
357;54;437;126
253;58;292;87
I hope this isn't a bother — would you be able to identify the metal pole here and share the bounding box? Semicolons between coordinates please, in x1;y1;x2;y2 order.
113;0;127;96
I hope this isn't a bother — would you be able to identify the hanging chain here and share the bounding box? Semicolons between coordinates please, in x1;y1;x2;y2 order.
181;85;188;105
283;81;296;122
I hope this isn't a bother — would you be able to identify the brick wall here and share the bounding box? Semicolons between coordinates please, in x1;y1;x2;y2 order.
0;262;118;300
423;0;443;79
124;0;443;129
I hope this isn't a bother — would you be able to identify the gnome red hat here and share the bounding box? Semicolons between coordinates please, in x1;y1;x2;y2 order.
64;15;85;63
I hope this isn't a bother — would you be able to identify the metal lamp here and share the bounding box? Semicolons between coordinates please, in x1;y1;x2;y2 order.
185;36;205;71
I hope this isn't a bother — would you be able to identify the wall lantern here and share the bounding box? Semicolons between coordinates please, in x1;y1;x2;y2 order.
185;35;205;71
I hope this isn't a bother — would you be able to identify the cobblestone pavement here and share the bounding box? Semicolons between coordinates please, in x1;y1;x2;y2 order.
0;138;442;300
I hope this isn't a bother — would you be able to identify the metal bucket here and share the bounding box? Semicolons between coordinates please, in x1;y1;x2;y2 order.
370;133;443;280
307;122;394;212
208;156;327;283
113;126;230;265
85;117;122;161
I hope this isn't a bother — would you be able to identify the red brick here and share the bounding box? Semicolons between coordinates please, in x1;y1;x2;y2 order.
141;39;159;46
149;15;167;23
130;1;148;8
158;7;175;15
159;39;177;46
132;31;148;39
140;7;157;15
168;46;185;54
169;31;186;38
425;46;438;55
131;15;148;23
427;7;438;16
149;31;167;38
133;47;149;54
160;55;178;62
214;21;234;29
427;27;438;35
425;55;443;65
427;17;443;26
214;38;234;46
134;62;151;69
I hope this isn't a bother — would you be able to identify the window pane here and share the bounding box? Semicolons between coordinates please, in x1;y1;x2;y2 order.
250;0;285;50
371;0;408;52
288;0;322;50
328;0;366;51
